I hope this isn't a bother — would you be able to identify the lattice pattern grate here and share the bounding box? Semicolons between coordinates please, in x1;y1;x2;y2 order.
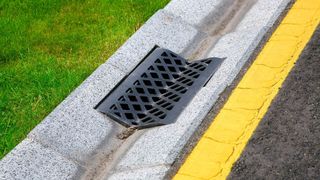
96;48;223;128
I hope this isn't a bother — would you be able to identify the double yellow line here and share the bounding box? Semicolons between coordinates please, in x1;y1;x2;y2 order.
174;0;320;179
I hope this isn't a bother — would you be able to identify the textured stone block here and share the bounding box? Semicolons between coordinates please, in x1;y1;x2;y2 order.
0;139;81;180
29;63;126;163
108;165;170;180
107;10;202;73
164;0;231;27
236;0;291;31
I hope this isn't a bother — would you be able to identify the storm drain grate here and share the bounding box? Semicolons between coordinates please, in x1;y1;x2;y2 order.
96;48;224;128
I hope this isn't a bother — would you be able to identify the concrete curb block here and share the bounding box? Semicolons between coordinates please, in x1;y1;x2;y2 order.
28;63;126;164
0;138;82;180
0;0;291;179
164;0;233;29
106;10;202;73
109;165;170;180
236;0;290;30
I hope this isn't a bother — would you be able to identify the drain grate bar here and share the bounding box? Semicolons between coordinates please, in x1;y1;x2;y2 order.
96;48;224;128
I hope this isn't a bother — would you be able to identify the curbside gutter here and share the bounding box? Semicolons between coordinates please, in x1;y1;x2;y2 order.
108;0;291;179
0;0;291;179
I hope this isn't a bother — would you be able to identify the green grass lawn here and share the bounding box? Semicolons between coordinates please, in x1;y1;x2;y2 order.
0;0;169;158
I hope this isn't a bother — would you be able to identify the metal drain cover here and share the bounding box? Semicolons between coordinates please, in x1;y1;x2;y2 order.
96;48;224;128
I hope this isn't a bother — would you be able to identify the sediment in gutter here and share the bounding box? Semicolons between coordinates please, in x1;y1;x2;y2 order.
187;0;257;60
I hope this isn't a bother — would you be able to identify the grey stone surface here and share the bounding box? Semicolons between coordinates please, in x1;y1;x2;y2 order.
107;10;202;73
236;0;291;31
108;165;170;180
29;63;126;164
164;0;232;28
205;28;267;93
0;138;81;180
107;165;170;180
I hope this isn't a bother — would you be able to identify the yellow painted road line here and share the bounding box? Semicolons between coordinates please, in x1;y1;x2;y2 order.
174;0;320;179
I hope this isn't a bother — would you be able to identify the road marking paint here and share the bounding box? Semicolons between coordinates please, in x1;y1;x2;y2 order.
174;0;320;179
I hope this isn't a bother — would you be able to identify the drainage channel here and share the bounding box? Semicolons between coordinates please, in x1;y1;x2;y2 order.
185;0;256;60
81;0;265;179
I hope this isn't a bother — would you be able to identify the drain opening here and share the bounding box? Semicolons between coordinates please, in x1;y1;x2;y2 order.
96;48;224;129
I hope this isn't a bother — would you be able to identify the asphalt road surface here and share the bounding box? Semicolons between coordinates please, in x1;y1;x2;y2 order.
229;26;320;179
